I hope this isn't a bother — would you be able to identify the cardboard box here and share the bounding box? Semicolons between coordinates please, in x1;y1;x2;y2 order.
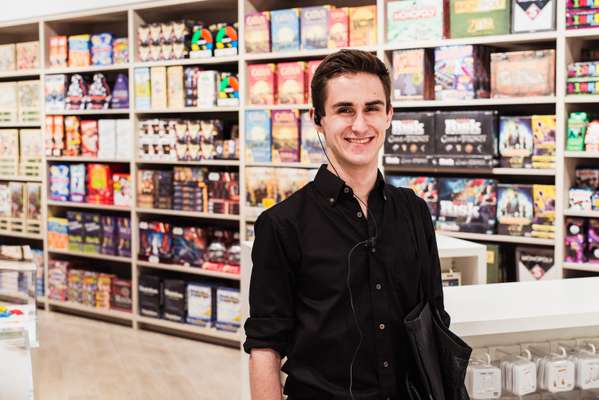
277;61;306;105
490;50;555;97
498;116;534;168
17;80;40;123
329;7;349;48
450;0;511;37
187;283;213;327
134;68;151;110
386;176;439;219
215;287;240;332
512;0;555;32
384;111;436;166
307;60;322;103
392;49;434;101
532;184;556;239
245;12;271;53
98;119;116;159
247;64;276;105
167;66;184;109
49;35;67;67
197;70;218;107
0;82;17;123
116;119;132;160
271;8;300;52
434;45;490;100
272;109;300;163
245;110;271;162
496;184;534;236
387;0;447;43
516;246;557;281
16;41;39;70
150;66;167;109
349;6;377;46
301;6;330;50
0;44;15;71
300;111;326;164
532;115;556;169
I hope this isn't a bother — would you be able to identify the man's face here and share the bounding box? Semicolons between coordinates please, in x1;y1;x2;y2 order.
315;72;392;169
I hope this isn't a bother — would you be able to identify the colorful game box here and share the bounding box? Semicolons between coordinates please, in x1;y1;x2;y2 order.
271;8;300;52
275;168;311;203
532;184;556;239
86;164;113;204
496;184;534;236
307;60;322;103
245;12;271;53
214;23;238;57
90;33;113;66
150;66;167;109
272;109;300;163
387;175;439;220
69;163;86;202
68;34;91;67
435;110;498;167
245;110;271;162
387;0;447;43
16;41;39;70
45;74;68;112
384;111;436;166
349;5;377;46
247;63;276;105
49;36;67;67
516;246;557;281
532;115;556;168
392;49;433;101
512;0;555;32
245;167;277;215
491;50;555;97
217;72;239;107
301;6;330;50
498;116;534;168
434;45;490;100
450;0;511;38
49;164;70;201
215;287;241;332
300;111;326;164
436;178;497;233
277;61;306;105
329;7;349;48
134;67;151;110
567;112;588;151
81;120;99;157
113;173;131;206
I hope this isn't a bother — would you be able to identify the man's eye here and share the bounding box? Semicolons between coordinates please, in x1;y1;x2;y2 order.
366;106;381;112
338;108;352;114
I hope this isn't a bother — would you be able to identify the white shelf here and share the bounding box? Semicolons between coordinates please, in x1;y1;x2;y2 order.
134;56;239;68
47;200;131;211
564;209;599;218
137;260;240;281
47;299;133;321
48;248;131;263
384;165;555;176
245;45;378;61
135;107;239;114
565;27;599;39
46;156;130;163
0;69;41;78
46;109;130;115
437;231;554;246
246;162;321;169
392;96;556;108
0;230;43;240
492;167;555;176
136;159;239;166
565;95;599;104
564;151;599;159
136;207;240;221
45;64;129;74
384;31;557;51
245;104;311;111
0;122;40;128
137;315;240;342
0;175;41;182
563;262;599;273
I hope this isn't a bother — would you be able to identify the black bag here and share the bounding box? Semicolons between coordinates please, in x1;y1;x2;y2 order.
402;191;472;400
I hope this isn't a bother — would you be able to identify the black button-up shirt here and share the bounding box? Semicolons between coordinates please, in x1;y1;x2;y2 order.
244;165;448;400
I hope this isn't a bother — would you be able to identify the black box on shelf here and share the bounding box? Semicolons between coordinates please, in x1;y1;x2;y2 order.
496;184;534;237
163;279;186;323
82;212;101;254
139;274;162;318
384;112;436;166
67;211;84;252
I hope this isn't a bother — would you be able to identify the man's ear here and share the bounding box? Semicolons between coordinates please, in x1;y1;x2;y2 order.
385;104;393;128
310;108;323;132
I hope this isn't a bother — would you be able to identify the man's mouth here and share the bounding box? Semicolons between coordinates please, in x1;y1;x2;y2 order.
344;137;374;144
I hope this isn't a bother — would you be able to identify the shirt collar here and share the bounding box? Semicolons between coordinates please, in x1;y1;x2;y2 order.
313;164;387;205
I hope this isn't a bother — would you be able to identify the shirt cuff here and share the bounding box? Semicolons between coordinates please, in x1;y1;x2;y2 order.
243;316;295;357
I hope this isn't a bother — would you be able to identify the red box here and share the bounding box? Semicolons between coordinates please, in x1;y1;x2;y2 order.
247;63;276;105
80;120;98;157
329;7;349;48
307;60;322;103
86;164;113;204
277;61;306;105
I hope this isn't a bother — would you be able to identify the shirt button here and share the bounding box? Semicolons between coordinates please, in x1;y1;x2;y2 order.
379;323;386;330
371;247;376;253
375;283;382;290
357;211;363;218
329;198;335;204
344;187;350;194
383;361;389;368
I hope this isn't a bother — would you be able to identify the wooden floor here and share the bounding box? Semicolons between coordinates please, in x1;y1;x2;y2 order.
32;310;241;400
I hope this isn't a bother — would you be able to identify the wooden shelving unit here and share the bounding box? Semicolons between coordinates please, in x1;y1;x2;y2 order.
137;260;241;281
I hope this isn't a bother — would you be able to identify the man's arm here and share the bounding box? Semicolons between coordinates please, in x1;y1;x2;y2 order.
250;349;283;400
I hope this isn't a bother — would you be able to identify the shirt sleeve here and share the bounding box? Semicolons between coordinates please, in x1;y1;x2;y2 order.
243;212;297;357
417;195;451;328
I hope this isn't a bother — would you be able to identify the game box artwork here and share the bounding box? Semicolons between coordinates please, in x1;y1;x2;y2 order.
384;111;436;166
496;184;534;236
499;116;534;168
387;175;439;220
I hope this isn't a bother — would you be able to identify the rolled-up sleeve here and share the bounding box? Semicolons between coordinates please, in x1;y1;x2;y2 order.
243;212;296;357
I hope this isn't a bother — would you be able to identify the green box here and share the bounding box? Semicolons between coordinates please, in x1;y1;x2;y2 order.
567;112;588;151
486;244;501;284
450;0;510;38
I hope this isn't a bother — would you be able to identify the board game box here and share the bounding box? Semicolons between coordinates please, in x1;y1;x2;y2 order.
490;50;555;97
450;0;511;37
329;7;349;48
387;0;447;43
247;63;275;105
245;167;277;218
150;66;167;109
392;49;434;101
45;74;67;112
498;116;533;168
300;111;326;164
384;111;436;166
301;6;330;50
134;67;151;110
496;184;533;236
349;5;377;46
434;45;490;100
167;66;184;109
245;12;271;53
0;44;15;72
16;41;39;70
435;110;498;167
516;246;557;281
532;184;556;239
275;168;311;203
271;8;300;52
17;80;40;123
387;175;439;220
277;61;306;105
307;60;322;103
532;114;556;168
245;110;271;163
436;178;497;233
512;0;555;32
272;109;300;163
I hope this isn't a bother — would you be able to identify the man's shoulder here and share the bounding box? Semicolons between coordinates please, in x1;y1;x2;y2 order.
257;181;312;225
385;184;428;211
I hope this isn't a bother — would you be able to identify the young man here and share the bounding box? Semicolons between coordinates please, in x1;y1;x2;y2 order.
243;49;448;400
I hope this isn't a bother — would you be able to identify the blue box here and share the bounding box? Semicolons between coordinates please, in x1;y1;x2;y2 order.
245;110;272;162
271;8;300;52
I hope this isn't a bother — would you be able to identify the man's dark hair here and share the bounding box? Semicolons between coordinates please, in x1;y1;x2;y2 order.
311;49;392;126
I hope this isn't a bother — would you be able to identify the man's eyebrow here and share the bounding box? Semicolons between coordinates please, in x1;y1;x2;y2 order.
331;100;385;108
365;100;385;106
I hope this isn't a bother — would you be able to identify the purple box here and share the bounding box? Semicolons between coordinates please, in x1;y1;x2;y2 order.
117;216;131;257
301;6;330;50
100;215;117;255
565;217;586;263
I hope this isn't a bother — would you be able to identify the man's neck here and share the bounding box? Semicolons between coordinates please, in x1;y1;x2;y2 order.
326;158;379;205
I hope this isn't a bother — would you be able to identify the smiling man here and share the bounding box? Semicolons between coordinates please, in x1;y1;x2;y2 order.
243;49;448;400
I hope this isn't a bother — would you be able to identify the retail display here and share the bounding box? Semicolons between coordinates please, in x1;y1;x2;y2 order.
301;6;330;50
387;176;439;220
392;49;434;101
0;80;40;124
0;129;43;177
0;41;39;71
386;0;446;43
567;0;599;29
45;73;128;111
490;50;556;97
245;12;271;53
384;111;436;166
49;34;127;67
512;0;556;32
569;167;599;211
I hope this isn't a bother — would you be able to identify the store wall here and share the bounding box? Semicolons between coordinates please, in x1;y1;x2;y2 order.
0;0;150;22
